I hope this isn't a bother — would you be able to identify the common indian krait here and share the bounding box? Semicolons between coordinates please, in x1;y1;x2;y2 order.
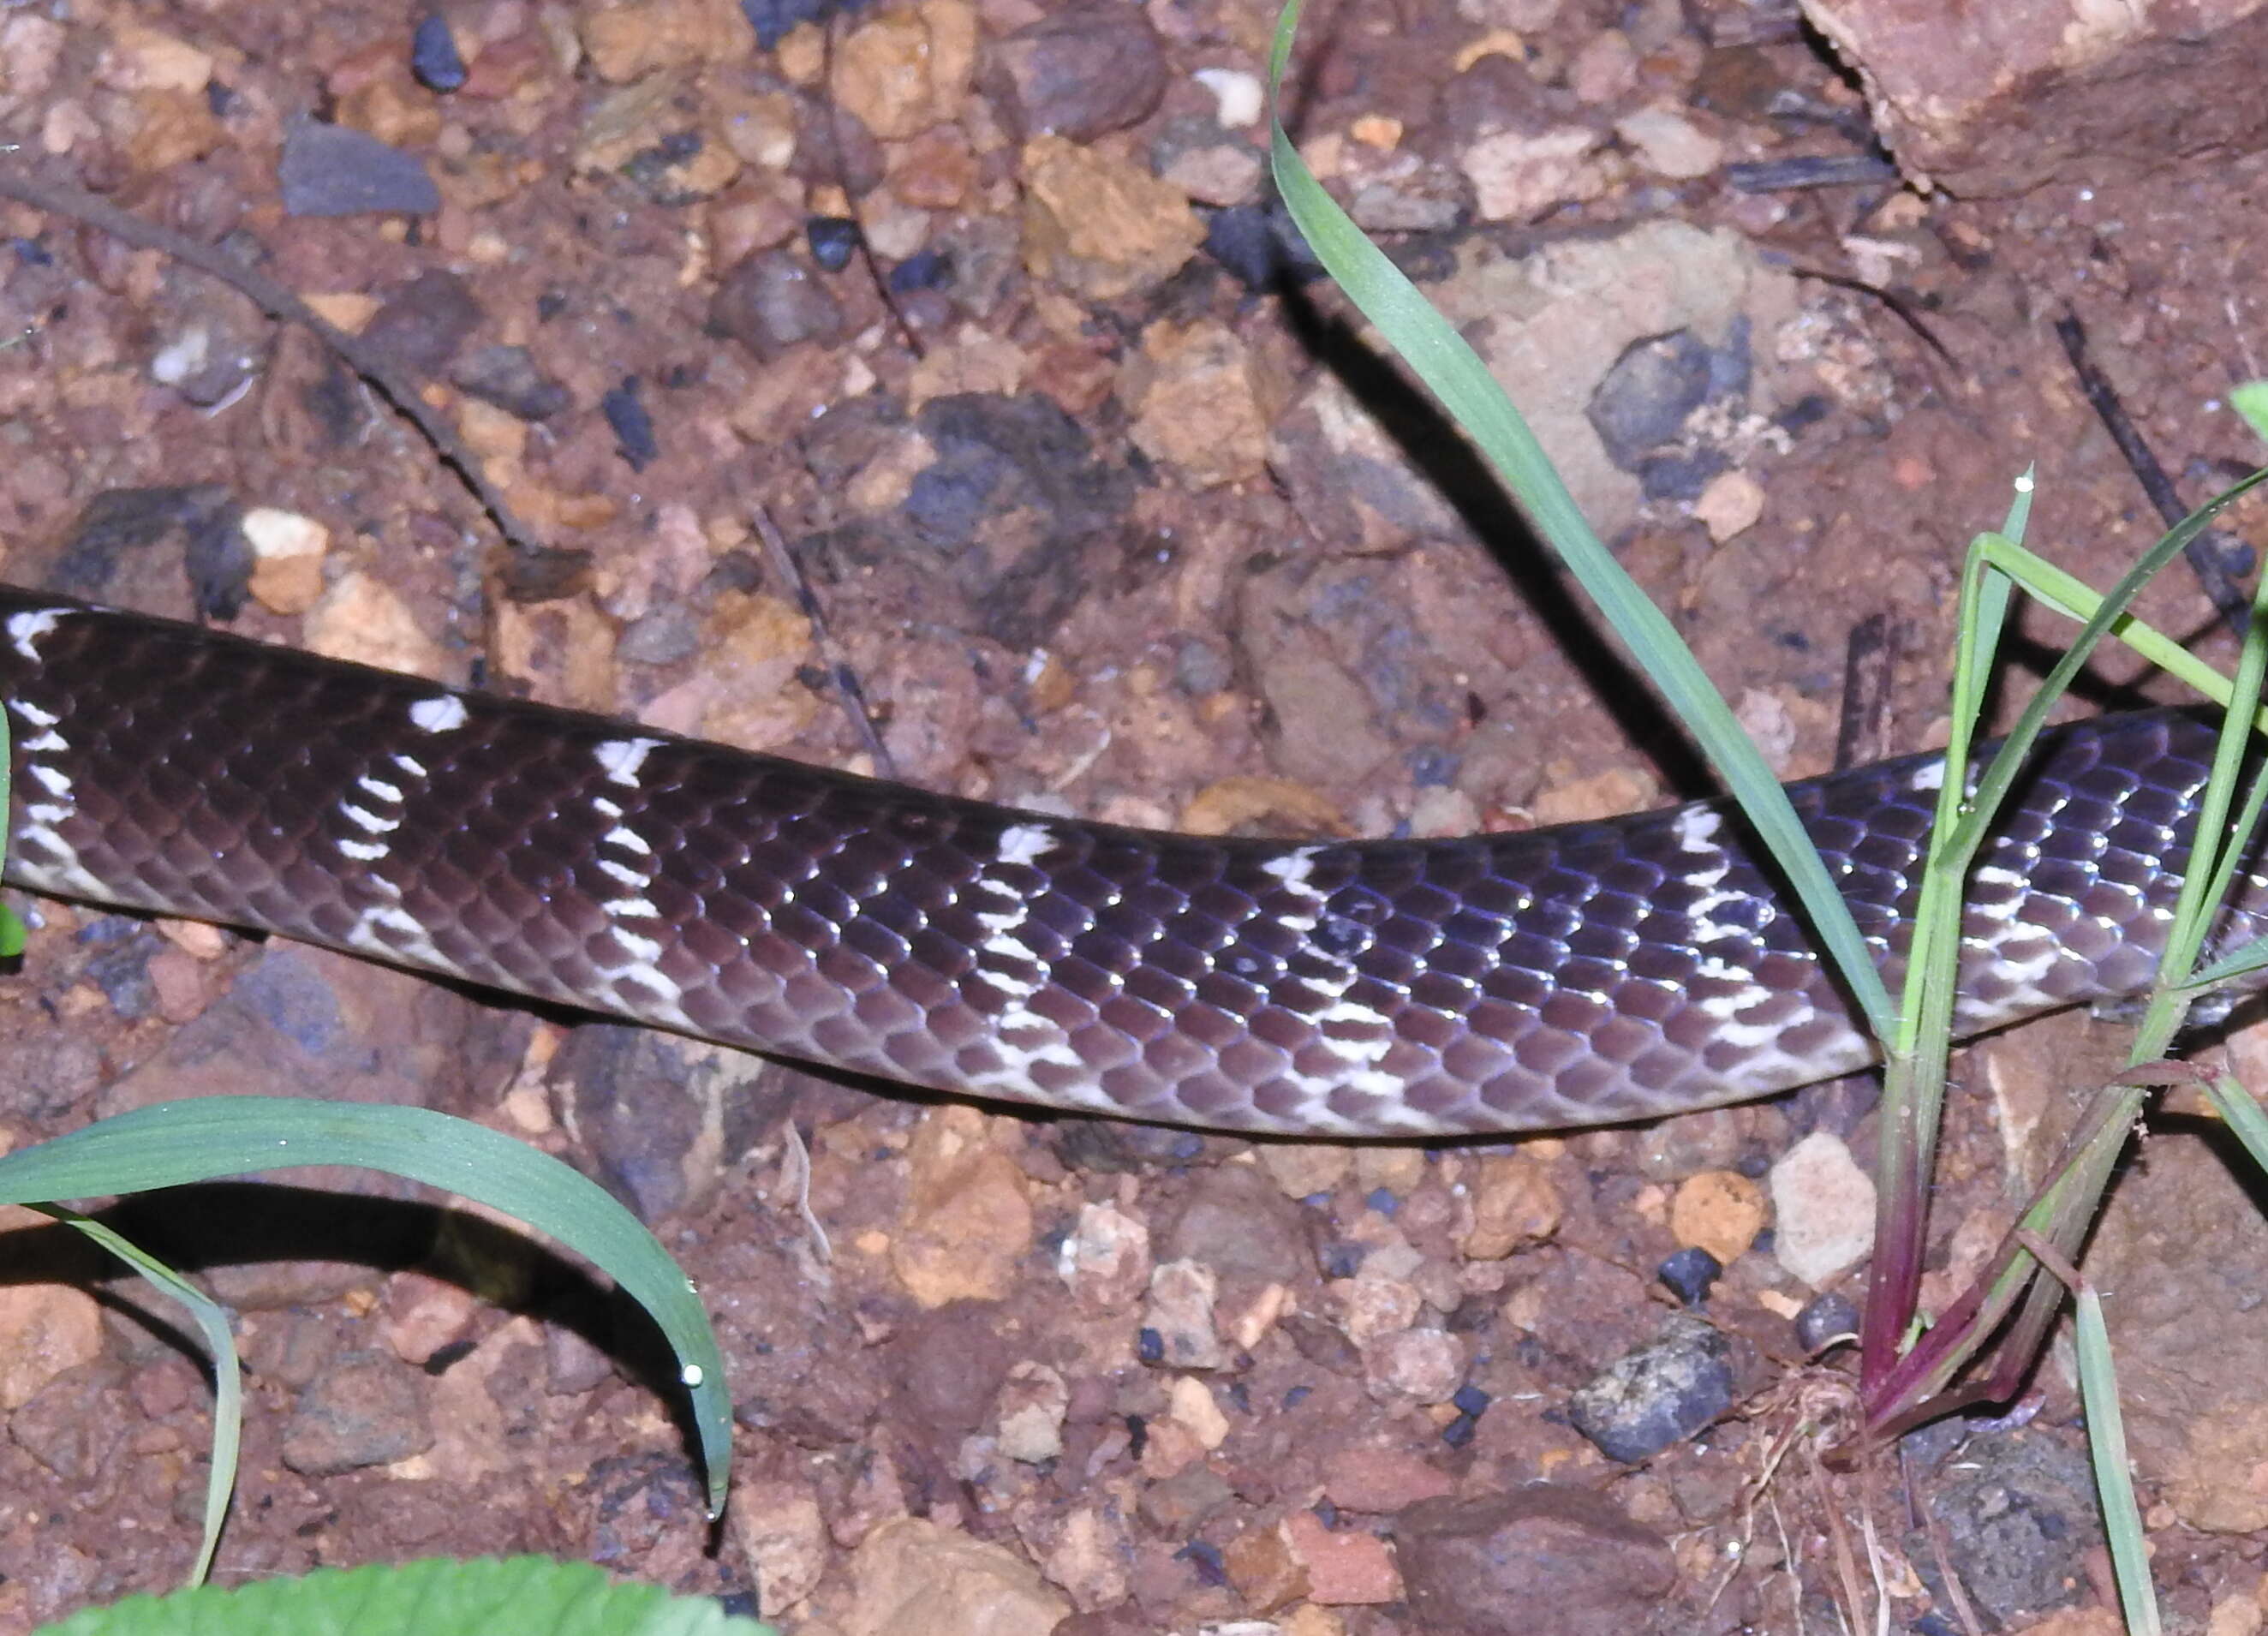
0;584;2255;1137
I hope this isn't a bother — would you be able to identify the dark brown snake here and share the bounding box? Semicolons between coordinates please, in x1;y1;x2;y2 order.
0;584;2257;1137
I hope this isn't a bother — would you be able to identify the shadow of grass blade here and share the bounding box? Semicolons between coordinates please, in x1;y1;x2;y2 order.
1266;0;1892;1044
0;1096;731;1516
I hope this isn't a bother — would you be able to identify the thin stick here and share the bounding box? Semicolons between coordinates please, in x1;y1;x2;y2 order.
1835;612;1907;772
747;501;898;782
0;161;544;559
2055;308;2252;636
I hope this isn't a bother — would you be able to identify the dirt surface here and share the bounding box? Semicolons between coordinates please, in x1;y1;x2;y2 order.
3;1;2268;1632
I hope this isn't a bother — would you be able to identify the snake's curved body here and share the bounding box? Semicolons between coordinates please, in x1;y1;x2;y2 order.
0;585;2252;1136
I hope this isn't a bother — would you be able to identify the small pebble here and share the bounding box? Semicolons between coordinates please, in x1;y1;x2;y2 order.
361;267;482;377
1586;329;1716;469
1695;468;1767;542
451;344;571;421
1193;66;1264;129
1794;1290;1861;1354
1656;1245;1722;1306
740;0;830;50
806;214;861;272
1770;1131;1876;1287
602;377;658;471
1202;202;1323;290
708;248;845;361
1396;1487;1675;1636
988;7;1169;141
888;248;952;292
409;15;466;93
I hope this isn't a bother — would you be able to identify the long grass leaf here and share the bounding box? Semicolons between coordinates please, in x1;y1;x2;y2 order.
0;1098;731;1515
36;1209;241;1586
1267;0;1895;1042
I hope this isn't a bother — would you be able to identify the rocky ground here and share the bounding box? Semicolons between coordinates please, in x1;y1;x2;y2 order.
1;0;2268;1632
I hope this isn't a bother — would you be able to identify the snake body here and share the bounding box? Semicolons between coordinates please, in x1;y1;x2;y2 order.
0;584;2252;1136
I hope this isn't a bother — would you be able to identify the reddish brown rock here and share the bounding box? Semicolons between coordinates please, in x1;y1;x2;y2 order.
1805;0;2268;194
1281;1508;1400;1605
1394;1485;1676;1636
986;5;1168;141
280;1349;434;1477
1321;1445;1456;1514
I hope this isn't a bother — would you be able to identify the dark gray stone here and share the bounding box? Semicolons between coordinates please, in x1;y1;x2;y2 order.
707;250;845;361
1907;1424;2098;1627
1567;1313;1734;1462
278;118;440;217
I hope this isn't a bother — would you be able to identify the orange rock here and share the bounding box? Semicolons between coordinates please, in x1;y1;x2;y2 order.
582;0;755;82
1224;1520;1310;1615
1125;318;1275;489
890;1106;1035;1307
831;0;976;140
1668;1169;1766;1266
840;1516;1069;1636
1460;1152;1564;1259
1020;134;1204;302
304;571;450;681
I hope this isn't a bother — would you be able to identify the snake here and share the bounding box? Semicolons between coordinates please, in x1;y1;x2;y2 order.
0;582;2253;1137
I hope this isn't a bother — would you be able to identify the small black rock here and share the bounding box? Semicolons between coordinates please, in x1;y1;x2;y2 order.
806;215;862;272
888;248;952;293
1587;330;1716;470
451;344;571;422
1656;1245;1723;1306
410;15;466;93
1200;202;1324;290
601;377;659;472
1794;1291;1861;1355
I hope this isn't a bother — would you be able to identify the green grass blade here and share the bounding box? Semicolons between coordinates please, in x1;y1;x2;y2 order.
2123;564;2268;1067
2014;1230;2158;1635
2232;380;2268;443
31;1555;776;1636
2181;931;2268;992
1267;0;1895;1043
0;1098;731;1516
2205;1073;2268;1176
2074;1282;2158;1636
35;1209;240;1587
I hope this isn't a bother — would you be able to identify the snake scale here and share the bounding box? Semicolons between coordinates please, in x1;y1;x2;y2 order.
0;582;2254;1137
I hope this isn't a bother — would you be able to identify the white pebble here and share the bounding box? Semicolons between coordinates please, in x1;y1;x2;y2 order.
1194;67;1263;129
1770;1131;1876;1288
